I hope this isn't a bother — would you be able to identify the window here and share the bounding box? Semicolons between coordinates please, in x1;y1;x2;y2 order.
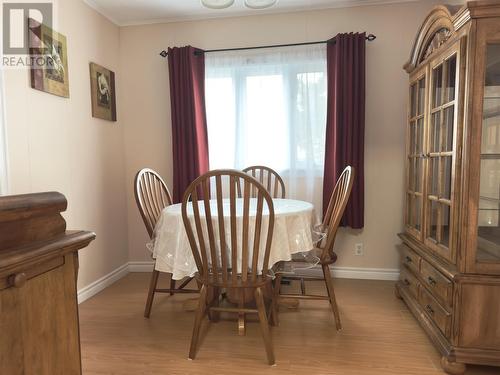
205;44;327;211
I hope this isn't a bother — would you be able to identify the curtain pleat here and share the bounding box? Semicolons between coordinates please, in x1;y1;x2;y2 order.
322;33;366;229
168;46;210;203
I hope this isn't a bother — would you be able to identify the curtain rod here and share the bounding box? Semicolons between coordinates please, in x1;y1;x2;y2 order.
159;33;376;58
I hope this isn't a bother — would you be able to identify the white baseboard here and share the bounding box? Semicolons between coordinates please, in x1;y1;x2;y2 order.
297;266;400;281
126;261;400;280
77;262;399;304
77;261;154;304
129;261;155;272
77;263;129;304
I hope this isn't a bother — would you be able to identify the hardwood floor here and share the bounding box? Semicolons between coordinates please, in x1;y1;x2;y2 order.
79;273;497;375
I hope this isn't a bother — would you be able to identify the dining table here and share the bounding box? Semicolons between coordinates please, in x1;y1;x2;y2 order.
149;197;318;332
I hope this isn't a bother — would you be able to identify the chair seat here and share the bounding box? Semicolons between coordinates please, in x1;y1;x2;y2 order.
276;248;338;272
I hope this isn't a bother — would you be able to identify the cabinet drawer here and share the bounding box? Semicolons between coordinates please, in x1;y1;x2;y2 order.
419;286;451;338
400;268;419;299
401;246;421;275
0;256;64;291
420;259;453;307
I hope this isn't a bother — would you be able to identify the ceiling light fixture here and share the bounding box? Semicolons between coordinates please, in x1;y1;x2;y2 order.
201;0;235;9
244;0;278;9
201;0;278;10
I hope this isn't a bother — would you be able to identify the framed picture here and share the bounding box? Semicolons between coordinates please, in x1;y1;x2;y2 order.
89;62;117;122
28;18;69;98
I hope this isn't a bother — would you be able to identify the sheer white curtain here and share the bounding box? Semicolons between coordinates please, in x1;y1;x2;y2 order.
205;44;327;212
0;46;8;195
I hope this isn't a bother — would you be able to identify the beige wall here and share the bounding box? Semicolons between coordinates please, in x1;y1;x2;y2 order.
4;0;128;289
120;0;451;270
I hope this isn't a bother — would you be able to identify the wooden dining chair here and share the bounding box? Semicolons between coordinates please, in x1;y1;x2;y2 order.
182;169;277;365
134;168;198;318
274;166;354;330
241;165;286;198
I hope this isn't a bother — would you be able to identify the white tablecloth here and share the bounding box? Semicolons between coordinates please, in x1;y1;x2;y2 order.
150;198;316;280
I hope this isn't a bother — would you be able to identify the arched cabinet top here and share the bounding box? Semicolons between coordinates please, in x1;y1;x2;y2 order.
404;5;466;73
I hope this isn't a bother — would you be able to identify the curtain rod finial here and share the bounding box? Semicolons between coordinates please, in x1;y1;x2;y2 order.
366;34;376;41
160;50;168;57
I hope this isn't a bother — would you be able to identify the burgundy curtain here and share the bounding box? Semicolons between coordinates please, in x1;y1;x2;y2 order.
322;33;366;229
168;46;210;203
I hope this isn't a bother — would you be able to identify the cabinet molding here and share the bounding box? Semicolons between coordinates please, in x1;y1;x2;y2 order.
0;192;95;375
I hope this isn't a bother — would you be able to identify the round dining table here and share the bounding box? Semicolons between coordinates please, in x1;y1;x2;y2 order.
149;198;317;334
150;198;317;280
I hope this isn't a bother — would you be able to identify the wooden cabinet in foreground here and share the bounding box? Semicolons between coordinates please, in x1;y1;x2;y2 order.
397;1;500;374
0;192;95;375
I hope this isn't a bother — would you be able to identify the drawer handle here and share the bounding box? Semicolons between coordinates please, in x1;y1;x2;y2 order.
425;304;435;315
405;256;413;263
403;278;411;286
7;272;27;288
427;276;437;286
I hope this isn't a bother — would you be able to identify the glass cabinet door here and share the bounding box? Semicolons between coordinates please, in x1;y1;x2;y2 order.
425;50;458;261
406;74;426;237
475;43;500;266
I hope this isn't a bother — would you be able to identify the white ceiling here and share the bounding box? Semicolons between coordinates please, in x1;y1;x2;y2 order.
84;0;418;26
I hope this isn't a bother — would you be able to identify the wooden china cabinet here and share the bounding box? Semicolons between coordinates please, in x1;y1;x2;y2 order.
396;1;500;374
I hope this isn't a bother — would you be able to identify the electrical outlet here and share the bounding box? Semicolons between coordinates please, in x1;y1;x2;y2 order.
354;243;364;256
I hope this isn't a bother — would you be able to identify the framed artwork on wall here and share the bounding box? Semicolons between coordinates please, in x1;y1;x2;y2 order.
28;18;70;98
89;62;117;122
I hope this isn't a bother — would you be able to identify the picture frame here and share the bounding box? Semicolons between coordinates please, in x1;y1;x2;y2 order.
28;18;70;98
89;62;117;122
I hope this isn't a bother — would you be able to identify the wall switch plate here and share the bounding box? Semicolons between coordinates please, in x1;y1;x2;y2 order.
354;243;364;256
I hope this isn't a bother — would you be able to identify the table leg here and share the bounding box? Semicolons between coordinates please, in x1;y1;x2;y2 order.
238;289;246;336
238;313;246;336
208;287;220;322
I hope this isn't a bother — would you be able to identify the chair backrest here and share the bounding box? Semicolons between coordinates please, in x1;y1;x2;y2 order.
181;169;275;286
320;166;355;260
134;168;173;239
241;165;285;199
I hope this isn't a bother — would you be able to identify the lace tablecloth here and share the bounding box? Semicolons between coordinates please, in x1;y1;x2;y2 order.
150;198;317;280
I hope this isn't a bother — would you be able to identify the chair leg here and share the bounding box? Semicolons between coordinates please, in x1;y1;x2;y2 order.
255;287;276;365
189;284;208;360
269;274;282;326
322;263;342;330
300;277;306;295
144;269;160;318
170;276;176;296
